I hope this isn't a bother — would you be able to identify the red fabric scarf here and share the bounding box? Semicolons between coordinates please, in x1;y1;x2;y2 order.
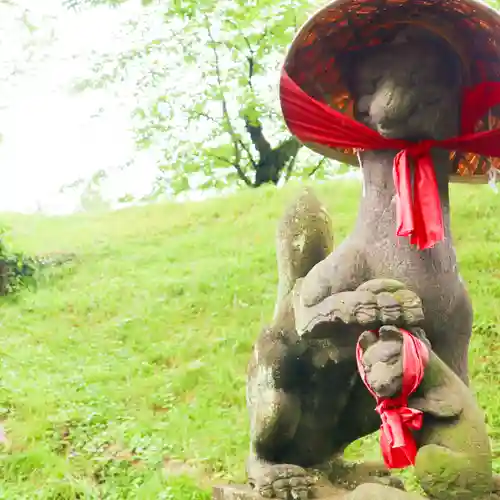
355;329;430;469
281;71;500;249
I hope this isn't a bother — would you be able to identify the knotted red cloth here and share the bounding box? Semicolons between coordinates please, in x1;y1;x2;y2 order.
355;328;430;469
280;71;500;249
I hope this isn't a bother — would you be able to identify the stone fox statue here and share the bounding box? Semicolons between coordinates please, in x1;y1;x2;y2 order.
245;18;488;500
358;326;493;500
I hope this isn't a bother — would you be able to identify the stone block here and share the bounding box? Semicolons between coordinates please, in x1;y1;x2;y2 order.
212;483;348;499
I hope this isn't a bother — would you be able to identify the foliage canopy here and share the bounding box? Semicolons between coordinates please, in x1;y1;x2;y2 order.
68;0;343;197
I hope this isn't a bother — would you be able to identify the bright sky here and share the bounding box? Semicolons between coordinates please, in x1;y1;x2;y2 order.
0;0;158;214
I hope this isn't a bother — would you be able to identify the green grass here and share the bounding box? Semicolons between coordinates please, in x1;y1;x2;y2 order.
0;179;499;499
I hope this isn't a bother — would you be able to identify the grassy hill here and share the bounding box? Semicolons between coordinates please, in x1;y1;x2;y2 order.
0;179;499;499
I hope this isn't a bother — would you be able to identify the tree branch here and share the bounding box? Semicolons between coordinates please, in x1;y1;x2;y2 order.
285;150;299;181
204;16;252;187
308;158;327;178
253;137;301;186
245;118;272;158
223;19;273;176
232;163;253;186
276;137;301;164
189;110;219;124
209;154;253;186
224;20;266;90
237;138;258;170
193;29;258;177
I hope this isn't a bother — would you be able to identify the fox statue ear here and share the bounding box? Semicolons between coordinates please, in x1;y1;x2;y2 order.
378;325;403;342
358;331;378;351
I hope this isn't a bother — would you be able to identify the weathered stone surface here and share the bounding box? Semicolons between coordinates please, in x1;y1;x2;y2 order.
344;483;425;500
212;482;500;500
212;483;347;500
246;25;475;500
213;481;429;500
358;326;493;499
212;484;261;500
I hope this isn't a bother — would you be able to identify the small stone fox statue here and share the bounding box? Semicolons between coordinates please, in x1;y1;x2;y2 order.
357;326;493;500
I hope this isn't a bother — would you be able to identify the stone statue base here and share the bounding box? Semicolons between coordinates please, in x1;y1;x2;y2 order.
212;460;418;499
212;483;346;499
212;482;427;500
213;481;500;500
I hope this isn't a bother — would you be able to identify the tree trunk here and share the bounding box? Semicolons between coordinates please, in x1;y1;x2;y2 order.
245;116;302;187
254;137;301;187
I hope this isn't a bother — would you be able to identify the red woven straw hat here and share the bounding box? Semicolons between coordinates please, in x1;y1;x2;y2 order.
281;0;500;183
